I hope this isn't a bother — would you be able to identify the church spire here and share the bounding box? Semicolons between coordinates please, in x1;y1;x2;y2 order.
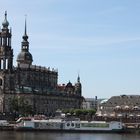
21;17;29;52
22;17;28;42
77;74;80;83
17;17;33;67
25;17;27;35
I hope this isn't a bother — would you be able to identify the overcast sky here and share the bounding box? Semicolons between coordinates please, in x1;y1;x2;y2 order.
1;0;140;98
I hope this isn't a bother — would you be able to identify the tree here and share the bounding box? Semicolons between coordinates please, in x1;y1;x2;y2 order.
10;96;33;117
74;109;83;117
87;109;96;116
62;109;96;120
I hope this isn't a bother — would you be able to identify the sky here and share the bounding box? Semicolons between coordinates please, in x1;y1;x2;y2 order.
0;0;140;98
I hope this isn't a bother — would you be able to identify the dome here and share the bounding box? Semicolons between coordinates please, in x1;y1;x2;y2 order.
17;51;33;64
2;19;9;28
100;99;108;104
2;11;9;28
124;105;129;109
115;106;121;109
133;106;139;110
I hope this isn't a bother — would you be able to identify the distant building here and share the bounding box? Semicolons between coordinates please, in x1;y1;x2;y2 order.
82;96;98;110
0;12;83;117
98;95;140;118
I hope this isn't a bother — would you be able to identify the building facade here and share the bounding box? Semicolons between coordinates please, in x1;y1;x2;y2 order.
0;12;83;116
97;95;140;119
82;97;98;110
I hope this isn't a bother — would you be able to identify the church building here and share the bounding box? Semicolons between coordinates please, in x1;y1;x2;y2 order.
0;12;83;117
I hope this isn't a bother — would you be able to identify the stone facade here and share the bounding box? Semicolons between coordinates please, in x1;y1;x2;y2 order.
0;12;83;116
98;95;140;118
82;97;98;110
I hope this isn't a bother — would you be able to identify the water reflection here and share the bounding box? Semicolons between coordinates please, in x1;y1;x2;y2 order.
0;132;140;140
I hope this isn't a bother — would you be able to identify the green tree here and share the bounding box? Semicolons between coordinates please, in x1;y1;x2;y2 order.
74;109;83;116
82;109;88;115
87;109;96;116
10;96;33;117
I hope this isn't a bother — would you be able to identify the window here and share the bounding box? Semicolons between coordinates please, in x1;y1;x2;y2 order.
71;123;74;127
67;123;70;127
0;78;2;86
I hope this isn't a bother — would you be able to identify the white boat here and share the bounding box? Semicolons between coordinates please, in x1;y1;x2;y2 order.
0;120;9;126
0;120;14;130
15;117;123;132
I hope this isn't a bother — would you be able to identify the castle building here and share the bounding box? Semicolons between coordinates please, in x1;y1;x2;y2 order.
0;12;83;117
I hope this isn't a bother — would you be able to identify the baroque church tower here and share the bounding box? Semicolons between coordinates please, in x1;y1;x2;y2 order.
0;12;14;94
0;11;13;71
17;18;33;68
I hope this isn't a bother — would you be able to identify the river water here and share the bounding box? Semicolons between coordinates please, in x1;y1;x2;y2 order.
1;131;140;140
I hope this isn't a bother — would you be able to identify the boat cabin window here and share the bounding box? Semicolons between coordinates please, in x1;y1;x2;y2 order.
71;123;74;127
67;123;70;127
75;123;80;128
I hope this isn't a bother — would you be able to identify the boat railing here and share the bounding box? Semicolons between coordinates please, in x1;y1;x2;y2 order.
16;117;32;123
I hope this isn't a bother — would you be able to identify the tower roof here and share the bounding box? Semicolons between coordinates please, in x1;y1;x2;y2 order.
17;18;33;66
22;17;28;41
2;11;9;29
77;74;80;83
17;51;33;63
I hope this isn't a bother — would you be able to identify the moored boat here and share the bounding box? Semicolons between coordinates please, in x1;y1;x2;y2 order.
15;117;124;133
0;120;14;130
